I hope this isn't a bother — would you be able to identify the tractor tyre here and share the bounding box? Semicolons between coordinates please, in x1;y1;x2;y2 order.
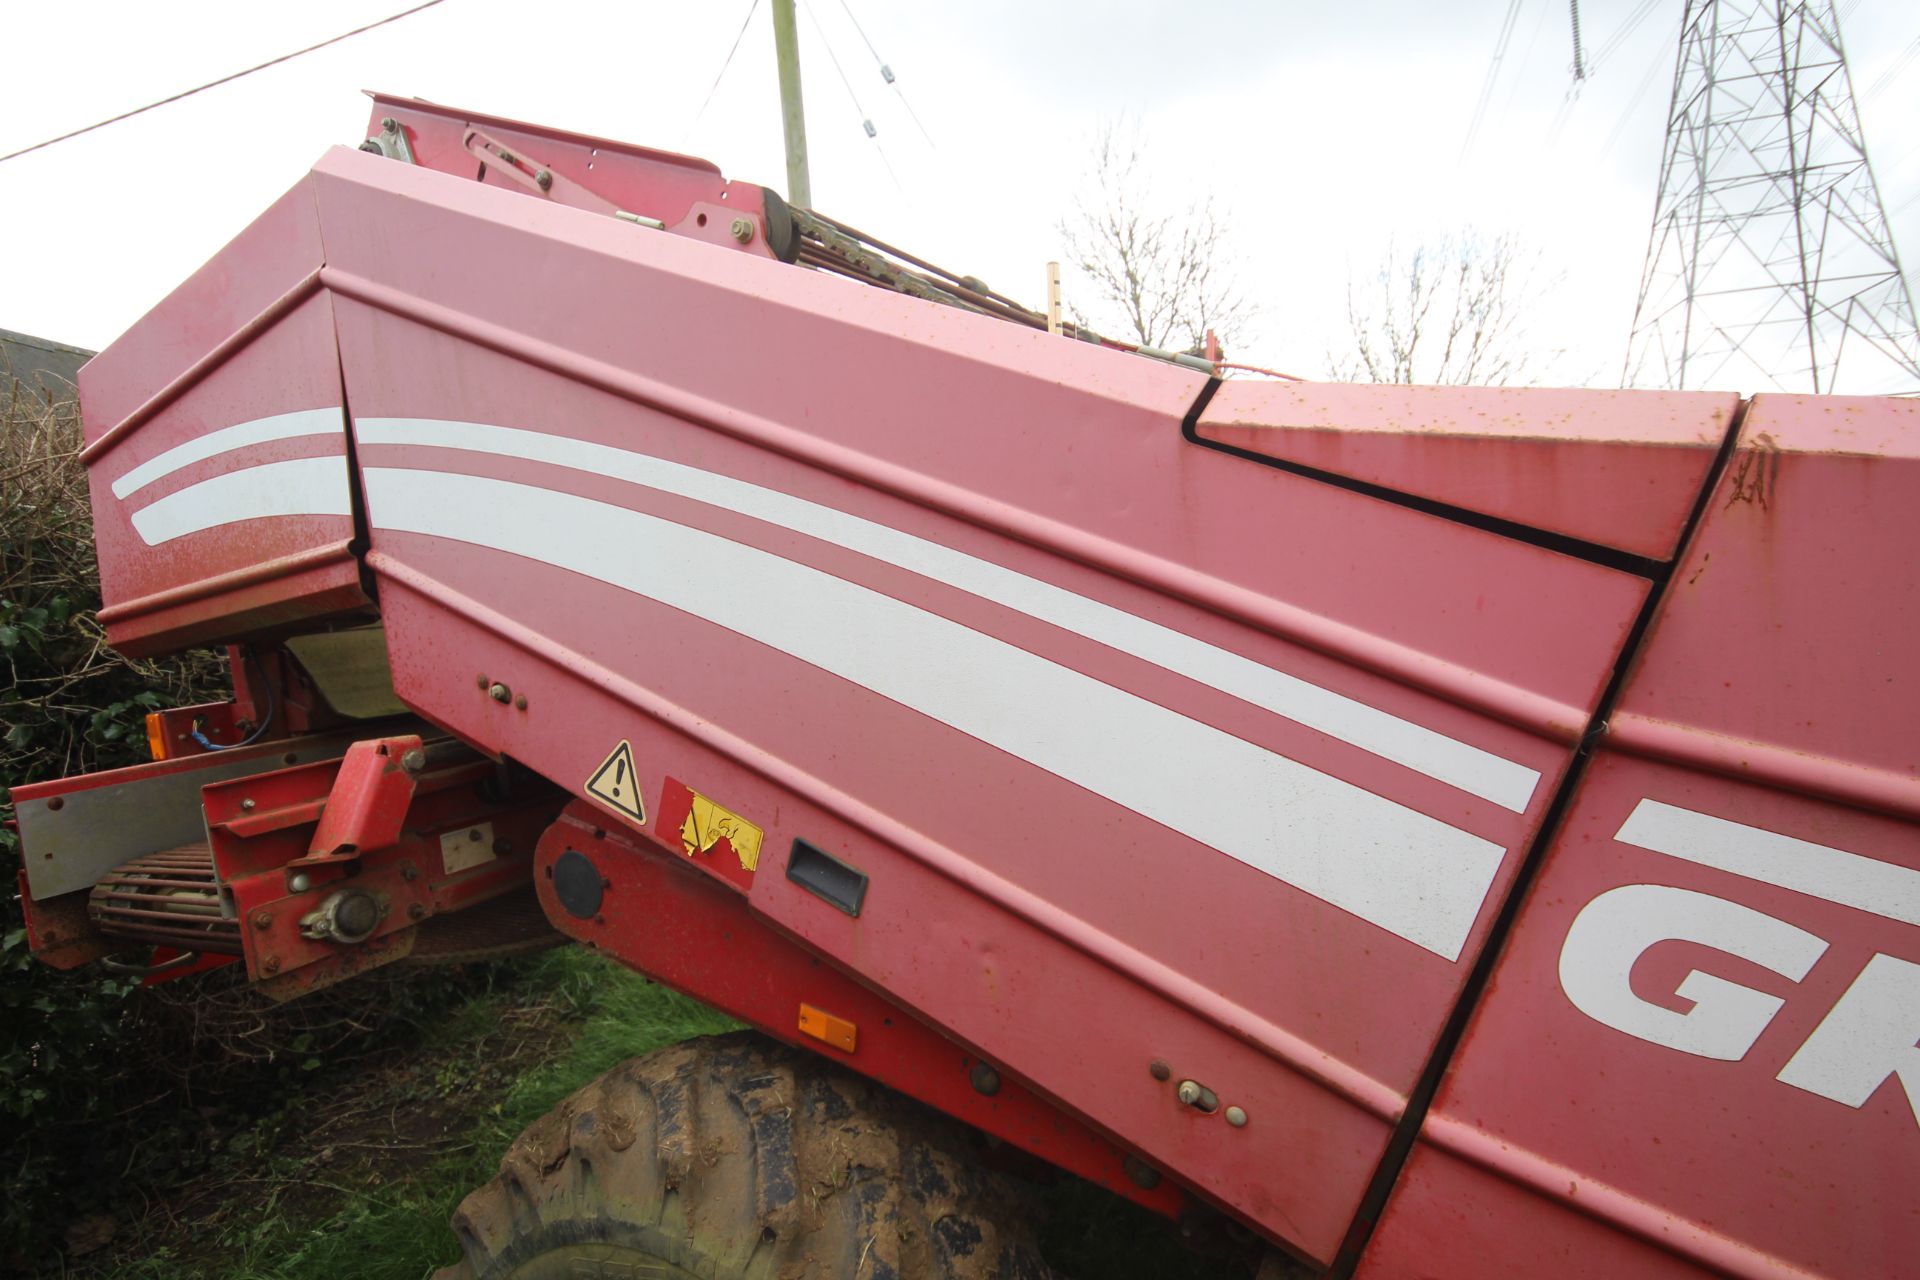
434;1030;1058;1280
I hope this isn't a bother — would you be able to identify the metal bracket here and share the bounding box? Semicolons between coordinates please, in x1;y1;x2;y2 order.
359;116;416;164
300;735;423;863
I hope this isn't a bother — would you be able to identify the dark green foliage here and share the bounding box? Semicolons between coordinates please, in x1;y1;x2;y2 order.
1;385;227;1265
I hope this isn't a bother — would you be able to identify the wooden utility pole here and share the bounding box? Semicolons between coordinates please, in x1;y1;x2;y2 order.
770;0;812;208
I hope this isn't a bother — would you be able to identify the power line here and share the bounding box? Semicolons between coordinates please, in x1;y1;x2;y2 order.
834;0;935;148
803;2;873;134
684;0;762;142
834;0;886;66
1589;0;1660;73
1865;32;1920;102
1499;0;1553;130
1599;14;1678;161
801;1;902;192
1461;0;1526;160
0;0;449;166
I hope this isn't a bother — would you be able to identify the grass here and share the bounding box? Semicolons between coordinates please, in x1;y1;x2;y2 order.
80;950;739;1280
67;948;1255;1280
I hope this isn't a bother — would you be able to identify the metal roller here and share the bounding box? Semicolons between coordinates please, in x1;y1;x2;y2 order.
88;843;241;955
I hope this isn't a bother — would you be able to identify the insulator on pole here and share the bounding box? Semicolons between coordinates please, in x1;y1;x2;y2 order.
1569;0;1587;81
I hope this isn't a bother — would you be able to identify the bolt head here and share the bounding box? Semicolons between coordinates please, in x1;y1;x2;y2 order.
400;747;428;773
335;892;382;938
381;117;398;131
1176;1080;1201;1106
514;694;528;710
1123;1156;1161;1190
1149;1059;1171;1082
261;956;281;975
488;682;511;703
252;911;274;930
408;902;427;921
1225;1105;1248;1128
288;872;312;894
730;217;755;243
535;169;553;191
240;798;257;812
969;1062;1002;1096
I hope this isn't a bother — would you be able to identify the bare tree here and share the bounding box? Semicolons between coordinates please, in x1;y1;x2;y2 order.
1331;231;1555;385
1058;120;1256;354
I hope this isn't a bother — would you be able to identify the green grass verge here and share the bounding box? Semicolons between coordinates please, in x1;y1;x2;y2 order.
110;949;740;1280
98;948;1250;1280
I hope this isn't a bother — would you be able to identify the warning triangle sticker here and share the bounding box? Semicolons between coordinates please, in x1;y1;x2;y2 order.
584;740;646;825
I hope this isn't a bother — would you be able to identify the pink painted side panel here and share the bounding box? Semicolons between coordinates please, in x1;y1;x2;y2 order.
305;148;1646;736
81;289;366;655
1198;381;1736;560
373;566;1398;1261
1365;402;1920;1277
1613;394;1920;814
79;178;327;442
1358;1145;1719;1280
298;150;1662;1259
1366;754;1920;1279
94;132;1920;1271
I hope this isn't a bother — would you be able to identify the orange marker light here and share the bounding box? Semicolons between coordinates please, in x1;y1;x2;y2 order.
797;1003;857;1053
145;712;170;761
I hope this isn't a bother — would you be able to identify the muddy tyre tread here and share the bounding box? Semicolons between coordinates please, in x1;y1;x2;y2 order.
435;1030;1055;1280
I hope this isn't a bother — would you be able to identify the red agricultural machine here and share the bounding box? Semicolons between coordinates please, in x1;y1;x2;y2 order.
14;95;1918;1278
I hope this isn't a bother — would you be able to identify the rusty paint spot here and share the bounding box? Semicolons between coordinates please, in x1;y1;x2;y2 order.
1725;432;1782;510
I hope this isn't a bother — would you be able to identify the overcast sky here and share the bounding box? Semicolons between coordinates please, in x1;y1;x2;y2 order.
3;0;1917;393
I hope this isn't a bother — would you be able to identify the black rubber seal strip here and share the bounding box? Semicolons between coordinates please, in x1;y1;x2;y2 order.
1324;395;1750;1276
1179;377;1666;578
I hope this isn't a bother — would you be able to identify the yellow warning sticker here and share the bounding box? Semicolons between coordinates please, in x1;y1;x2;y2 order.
584;740;646;824
679;789;765;872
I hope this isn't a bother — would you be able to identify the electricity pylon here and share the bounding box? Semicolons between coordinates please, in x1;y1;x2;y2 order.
1625;0;1920;394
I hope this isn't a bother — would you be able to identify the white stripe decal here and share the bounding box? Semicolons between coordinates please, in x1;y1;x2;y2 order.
356;417;1539;813
1617;799;1920;927
364;466;1507;959
130;455;352;545
111;408;344;499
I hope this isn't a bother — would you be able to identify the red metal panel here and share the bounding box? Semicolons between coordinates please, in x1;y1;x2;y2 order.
1362;754;1920;1279
1197;380;1737;561
80;282;367;656
304;147;1644;734
1359;1144;1717;1280
1363;400;1920;1278
264;149;1680;1258
77;179;328;445
1611;394;1920;816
